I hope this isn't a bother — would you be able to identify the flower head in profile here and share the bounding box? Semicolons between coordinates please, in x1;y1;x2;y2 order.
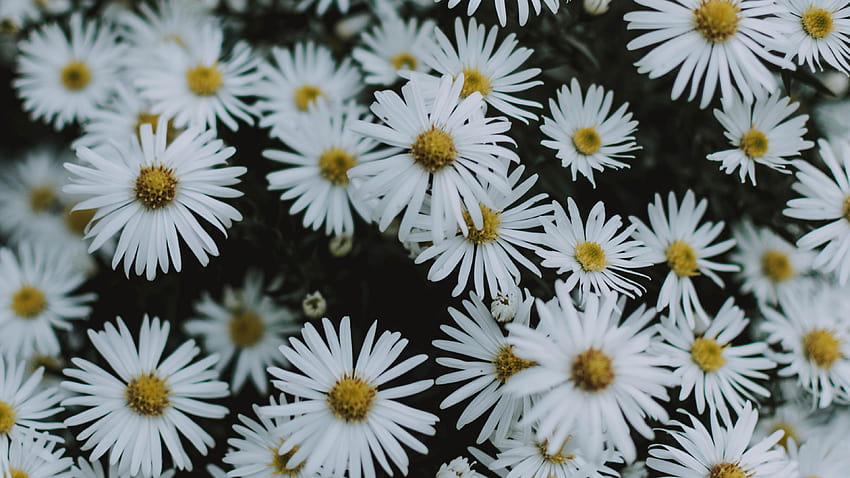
352;16;435;86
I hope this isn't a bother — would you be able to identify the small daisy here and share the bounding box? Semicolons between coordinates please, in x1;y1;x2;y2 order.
61;316;229;477
0;356;63;443
505;283;674;462
352;16;436;86
437;457;486;478
349;74;517;242
260;317;438;478
64;118;246;281
432;291;535;444
0;0;40;33
410;166;551;298
755;399;823;449
263;100;395;236
646;402;795;478
540;79;640;187
116;0;216;57
784;139;850;285
625;0;793;109
0;148;70;242
437;0;559;26
786;433;850;478
14;13;124;130
2;431;73;478
776;0;850;73
653;298;775;422
535;197;650;299
183;269;300;393
70;457;176;478
630;190;739;328
412;18;543;123
707;91;813;185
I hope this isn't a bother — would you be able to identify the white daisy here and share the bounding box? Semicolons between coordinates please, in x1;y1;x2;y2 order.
540;79;640;187
61;316;229;477
0;0;40;33
411;18;543;123
776;0;850;73
754;400;823;450
70;457;176;478
646;402;795;478
630;190;739;328
64;118;246;281
263;100;395;236
183;269;300;393
432;291;535;444
784;138;850;285
116;0;216;58
2;431;73;478
437;0;559;26
707;91;813;185
0;356;63;443
410;166;551;298
535;197;650;299
14;13;124;130
349;74;518;242
437;457;486;478
505;282;674;462
653;298;775;422
260;317;438;478
352;16;435;86
786;432;850;478
0;148;70;242
625;0;793;109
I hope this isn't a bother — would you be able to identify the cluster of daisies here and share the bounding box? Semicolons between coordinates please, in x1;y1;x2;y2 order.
0;0;850;477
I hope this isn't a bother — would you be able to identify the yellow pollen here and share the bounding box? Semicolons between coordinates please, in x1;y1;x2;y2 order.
294;85;324;111
575;241;608;272
802;7;834;39
691;337;726;373
135;112;180;144
460;67;492;98
709;462;747;478
802;329;842;369
462;205;501;244
29;354;61;374
537;439;576;464
693;0;740;43
186;64;223;96
571;348;615;392
666;239;700;277
390;52;418;71
1;19;20;35
125;373;170;417
10;286;46;319
318;147;357;186
739;128;769;158
64;204;96;236
228;309;265;347
572;127;602;155
9;469;27;478
770;422;798;450
843;196;850;222
326;375;377;422
60;61;91;91
135;164;178;209
0;401;17;435
28;185;56;212
492;345;536;384
269;441;305;476
761;249;794;283
410;126;457;172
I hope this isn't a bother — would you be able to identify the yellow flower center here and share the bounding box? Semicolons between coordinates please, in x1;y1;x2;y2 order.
28;185;57;212
537;439;576;464
390;52;418;71
11;286;46;318
802;6;834;39
739;128;769;158
709;462;747;478
318;147;357;186
492;345;536;384
575;241;608;271
691;337;726;373
843;196;850;222
228;309;265;347
666;240;700;277
186;64;223;96
125;373;170;417
571;348;615;392
9;469;27;478
572;127;602;155
693;0;740;43
1;19;20;35
462;205;501;244
0;400;17;435
326;375;377;422
270;442;306;476
460;67;492;98
294;85;324;111
64;204;95;236
410;126;457;173
802;329;842;369
770;422;798;450
761;249;794;283
60;61;91;91
135;165;178;209
135;112;180;144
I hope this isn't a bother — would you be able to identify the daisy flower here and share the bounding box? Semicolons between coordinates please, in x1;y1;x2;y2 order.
263;101;395;236
260;317;438;478
14;13;124;130
410;166;551;298
707;91;813;185
630;190;739;328
432;291;535;444
349;74;517;242
755;400;822;449
412;18;543;123
646;402;795;478
535;197;650;299
254;42;362;136
540;79;640;187
0;356;63;443
61;316;229;477
0;148;70;242
653;298;775;422
64;118;246;281
437;457;486;478
116;0;216;57
70;457;175;478
437;0;559;26
624;0;793;109
776;0;850;73
0;0;40;33
784;139;850;285
352;16;436;86
786;433;850;478
505;283;674;462
183;269;300;393
1;431;73;478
